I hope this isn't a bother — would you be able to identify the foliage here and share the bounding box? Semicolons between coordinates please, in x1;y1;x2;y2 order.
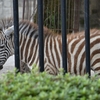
0;68;100;100
43;0;61;32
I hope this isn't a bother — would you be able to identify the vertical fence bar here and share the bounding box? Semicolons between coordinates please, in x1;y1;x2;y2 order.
13;0;20;72
84;0;91;76
61;0;67;73
37;0;44;72
22;0;25;19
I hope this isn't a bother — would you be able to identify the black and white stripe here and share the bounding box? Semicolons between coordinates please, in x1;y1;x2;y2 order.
1;20;100;75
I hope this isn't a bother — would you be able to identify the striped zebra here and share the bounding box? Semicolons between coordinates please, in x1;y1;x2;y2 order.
0;18;30;73
1;20;100;75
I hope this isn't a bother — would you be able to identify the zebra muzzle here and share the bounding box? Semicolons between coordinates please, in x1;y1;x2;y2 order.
0;66;3;70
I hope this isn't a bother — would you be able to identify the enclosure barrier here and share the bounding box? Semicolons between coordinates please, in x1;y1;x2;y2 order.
13;0;20;72
61;0;67;74
84;0;90;76
13;0;90;76
37;0;44;72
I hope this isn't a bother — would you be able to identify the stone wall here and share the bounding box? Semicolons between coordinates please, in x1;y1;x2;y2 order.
0;0;37;20
0;0;20;19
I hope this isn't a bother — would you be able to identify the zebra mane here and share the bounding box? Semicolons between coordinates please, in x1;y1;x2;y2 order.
0;17;22;30
18;20;100;41
0;17;13;30
67;28;100;40
3;19;100;40
0;29;8;42
19;20;60;38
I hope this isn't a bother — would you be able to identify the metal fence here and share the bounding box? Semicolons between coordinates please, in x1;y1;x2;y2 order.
13;0;90;76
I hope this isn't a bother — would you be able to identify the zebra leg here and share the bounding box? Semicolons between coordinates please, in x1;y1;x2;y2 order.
20;61;30;73
91;69;95;76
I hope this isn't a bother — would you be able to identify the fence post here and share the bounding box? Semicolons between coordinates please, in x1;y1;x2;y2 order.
61;0;67;74
84;0;91;77
13;0;20;72
37;0;44;72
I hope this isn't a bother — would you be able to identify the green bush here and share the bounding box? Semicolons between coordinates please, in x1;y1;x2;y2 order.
0;68;100;100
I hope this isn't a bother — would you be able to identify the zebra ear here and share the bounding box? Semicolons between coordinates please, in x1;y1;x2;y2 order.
4;25;14;36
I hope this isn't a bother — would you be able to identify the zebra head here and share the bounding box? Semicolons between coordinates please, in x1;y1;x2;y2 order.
0;26;14;69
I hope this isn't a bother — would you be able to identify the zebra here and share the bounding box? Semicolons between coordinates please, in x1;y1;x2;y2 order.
0;18;29;73
1;20;100;75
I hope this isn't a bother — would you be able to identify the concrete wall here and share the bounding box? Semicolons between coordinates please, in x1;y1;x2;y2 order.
0;0;13;19
0;0;37;20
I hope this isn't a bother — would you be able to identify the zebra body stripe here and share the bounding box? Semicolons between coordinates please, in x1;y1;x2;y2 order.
1;20;100;75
